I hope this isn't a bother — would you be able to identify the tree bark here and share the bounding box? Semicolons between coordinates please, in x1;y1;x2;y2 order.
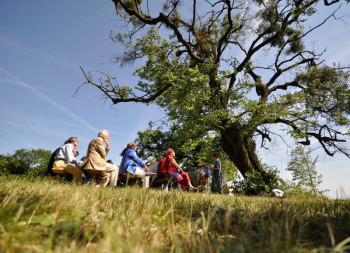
220;126;265;178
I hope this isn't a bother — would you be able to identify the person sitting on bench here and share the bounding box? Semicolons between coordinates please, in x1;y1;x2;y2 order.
119;142;150;187
81;130;119;187
164;148;197;192
52;137;83;184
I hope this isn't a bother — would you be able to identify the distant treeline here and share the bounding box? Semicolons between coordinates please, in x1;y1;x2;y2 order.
0;148;51;176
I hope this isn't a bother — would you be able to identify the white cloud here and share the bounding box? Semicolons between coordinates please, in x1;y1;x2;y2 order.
0;67;99;133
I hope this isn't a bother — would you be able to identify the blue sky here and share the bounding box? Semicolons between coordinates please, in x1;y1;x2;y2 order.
0;0;349;198
0;0;162;162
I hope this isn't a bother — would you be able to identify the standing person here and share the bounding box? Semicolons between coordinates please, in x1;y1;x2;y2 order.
198;163;211;193
210;153;223;194
52;137;83;184
119;142;151;187
164;148;197;192
82;130;119;188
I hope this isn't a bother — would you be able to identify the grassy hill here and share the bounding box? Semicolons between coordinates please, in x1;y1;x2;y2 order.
0;176;349;252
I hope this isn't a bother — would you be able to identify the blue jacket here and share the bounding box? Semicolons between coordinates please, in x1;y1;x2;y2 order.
203;165;211;177
119;149;146;175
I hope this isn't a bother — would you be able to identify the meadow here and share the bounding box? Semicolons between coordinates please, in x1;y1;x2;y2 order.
0;176;349;253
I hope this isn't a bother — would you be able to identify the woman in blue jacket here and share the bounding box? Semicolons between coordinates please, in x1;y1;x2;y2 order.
119;142;150;187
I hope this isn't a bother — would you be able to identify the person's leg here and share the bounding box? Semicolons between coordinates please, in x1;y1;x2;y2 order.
134;166;150;188
107;164;119;188
178;179;188;191
180;172;197;191
172;172;187;191
206;177;211;193
52;160;66;173
166;172;182;182
143;176;150;188
100;171;111;187
64;164;83;184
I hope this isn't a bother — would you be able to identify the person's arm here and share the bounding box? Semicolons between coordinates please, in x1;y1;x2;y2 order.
130;150;150;172
104;139;110;155
64;144;77;165
95;138;108;159
211;160;220;170
170;158;182;173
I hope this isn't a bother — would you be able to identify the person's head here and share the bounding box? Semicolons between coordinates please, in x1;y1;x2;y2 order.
98;130;109;142
80;156;86;161
65;137;79;147
146;162;151;167
212;153;219;160
128;141;137;151
107;159;113;164
166;148;175;157
73;148;79;157
120;141;137;157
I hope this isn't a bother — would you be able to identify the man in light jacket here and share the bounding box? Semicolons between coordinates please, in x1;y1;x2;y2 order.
82;130;119;187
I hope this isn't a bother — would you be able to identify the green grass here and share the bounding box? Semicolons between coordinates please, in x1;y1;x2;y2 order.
0;176;350;252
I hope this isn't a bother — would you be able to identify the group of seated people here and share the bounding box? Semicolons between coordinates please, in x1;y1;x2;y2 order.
45;130;203;192
46;130;119;187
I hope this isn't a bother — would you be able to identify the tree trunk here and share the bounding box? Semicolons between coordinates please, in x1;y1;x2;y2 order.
220;126;265;178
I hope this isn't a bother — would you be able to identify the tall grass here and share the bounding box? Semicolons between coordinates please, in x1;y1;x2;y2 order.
0;176;349;252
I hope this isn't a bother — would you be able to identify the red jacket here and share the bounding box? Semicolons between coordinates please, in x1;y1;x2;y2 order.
157;157;167;175
164;157;177;175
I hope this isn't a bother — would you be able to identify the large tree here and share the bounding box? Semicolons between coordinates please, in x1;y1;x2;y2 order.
135;124;238;182
80;0;350;178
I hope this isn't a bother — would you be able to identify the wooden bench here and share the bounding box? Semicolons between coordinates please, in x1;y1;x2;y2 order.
151;176;179;191
117;173;139;187
52;166;65;174
84;169;103;185
117;173;156;187
152;177;172;184
51;167;71;181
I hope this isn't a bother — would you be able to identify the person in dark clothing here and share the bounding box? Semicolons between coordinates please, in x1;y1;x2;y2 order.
210;153;223;194
44;137;77;179
45;147;61;177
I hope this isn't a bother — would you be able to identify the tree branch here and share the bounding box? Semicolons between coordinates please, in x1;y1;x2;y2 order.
79;66;172;104
112;0;203;63
275;118;348;157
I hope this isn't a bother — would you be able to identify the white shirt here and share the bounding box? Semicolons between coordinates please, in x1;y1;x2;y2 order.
54;143;77;163
150;162;159;174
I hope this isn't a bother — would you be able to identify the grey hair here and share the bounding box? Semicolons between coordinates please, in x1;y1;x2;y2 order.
65;137;78;144
98;130;109;137
127;141;136;149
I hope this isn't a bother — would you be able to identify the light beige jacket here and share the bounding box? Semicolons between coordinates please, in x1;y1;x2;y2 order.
82;137;109;171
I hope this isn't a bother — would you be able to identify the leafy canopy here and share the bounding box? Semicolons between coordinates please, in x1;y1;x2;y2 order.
80;0;350;177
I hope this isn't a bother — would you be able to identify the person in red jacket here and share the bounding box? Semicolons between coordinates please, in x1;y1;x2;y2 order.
164;148;197;192
156;156;167;178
